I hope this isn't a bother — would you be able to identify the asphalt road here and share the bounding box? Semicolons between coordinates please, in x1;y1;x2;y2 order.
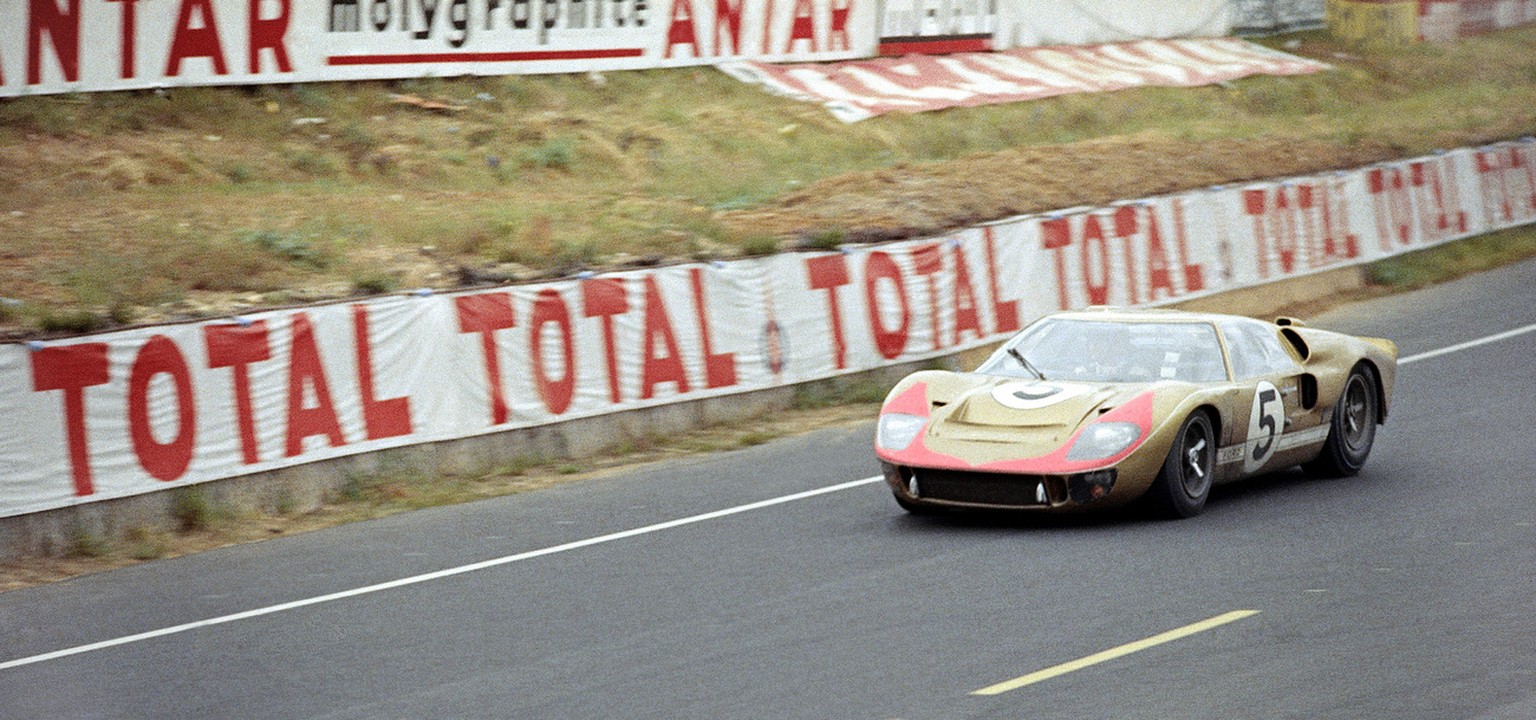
3;257;1536;720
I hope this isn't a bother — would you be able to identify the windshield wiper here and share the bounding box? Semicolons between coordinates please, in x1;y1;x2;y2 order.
1006;346;1046;381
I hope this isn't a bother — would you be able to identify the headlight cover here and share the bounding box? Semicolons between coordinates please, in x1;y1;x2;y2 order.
1066;421;1142;461
877;413;926;451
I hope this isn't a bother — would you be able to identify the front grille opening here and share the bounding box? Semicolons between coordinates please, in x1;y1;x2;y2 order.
907;467;1058;507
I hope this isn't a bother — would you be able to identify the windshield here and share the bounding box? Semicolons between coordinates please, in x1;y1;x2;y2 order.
978;318;1228;383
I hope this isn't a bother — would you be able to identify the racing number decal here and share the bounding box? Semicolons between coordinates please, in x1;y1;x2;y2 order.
1243;380;1285;473
992;381;1090;410
1253;389;1278;459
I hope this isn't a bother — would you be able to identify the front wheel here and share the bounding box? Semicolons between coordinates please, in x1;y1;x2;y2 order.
1305;364;1379;477
1147;411;1216;519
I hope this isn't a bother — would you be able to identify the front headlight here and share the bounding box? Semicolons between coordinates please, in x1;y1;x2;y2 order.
877;413;926;451
1066;422;1142;461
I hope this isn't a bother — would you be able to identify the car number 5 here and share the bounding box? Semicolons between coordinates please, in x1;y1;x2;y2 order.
1244;380;1284;473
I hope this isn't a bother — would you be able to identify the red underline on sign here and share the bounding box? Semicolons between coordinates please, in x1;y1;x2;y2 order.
328;48;645;65
878;36;991;56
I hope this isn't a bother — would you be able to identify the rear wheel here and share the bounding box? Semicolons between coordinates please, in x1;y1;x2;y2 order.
1148;411;1216;519
1306;364;1379;477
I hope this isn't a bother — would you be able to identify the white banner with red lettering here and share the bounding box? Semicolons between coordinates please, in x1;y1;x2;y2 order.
3;138;1534;517
720;38;1328;123
0;0;874;97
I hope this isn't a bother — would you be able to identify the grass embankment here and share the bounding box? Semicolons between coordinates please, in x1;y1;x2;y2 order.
1;27;1535;336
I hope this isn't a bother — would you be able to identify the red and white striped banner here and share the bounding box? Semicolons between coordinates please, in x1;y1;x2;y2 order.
3;138;1534;518
721;38;1329;123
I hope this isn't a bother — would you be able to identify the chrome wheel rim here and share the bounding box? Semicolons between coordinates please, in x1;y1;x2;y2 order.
1341;375;1374;454
1180;421;1213;499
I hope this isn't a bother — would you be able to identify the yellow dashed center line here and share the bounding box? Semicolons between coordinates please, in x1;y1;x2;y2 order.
972;609;1261;696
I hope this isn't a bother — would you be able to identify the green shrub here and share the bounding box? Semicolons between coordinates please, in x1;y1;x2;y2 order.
524;138;576;169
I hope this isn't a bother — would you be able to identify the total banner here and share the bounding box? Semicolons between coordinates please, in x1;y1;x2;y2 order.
0;0;875;97
2;138;1534;517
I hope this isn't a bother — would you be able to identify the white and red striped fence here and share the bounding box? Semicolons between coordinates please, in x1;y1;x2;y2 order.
4;138;1534;518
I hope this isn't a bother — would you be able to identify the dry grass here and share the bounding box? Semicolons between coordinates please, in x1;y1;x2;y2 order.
1;27;1534;336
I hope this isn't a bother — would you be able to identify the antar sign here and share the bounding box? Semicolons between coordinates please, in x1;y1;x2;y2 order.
15;0;293;84
0;0;873;95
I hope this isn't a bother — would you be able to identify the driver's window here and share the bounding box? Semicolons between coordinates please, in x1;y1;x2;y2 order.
1222;321;1299;379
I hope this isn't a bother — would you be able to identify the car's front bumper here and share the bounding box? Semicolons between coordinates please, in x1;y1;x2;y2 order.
881;461;1117;511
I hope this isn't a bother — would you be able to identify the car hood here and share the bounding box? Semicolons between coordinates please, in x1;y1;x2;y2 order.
866;369;1197;471
928;378;1141;449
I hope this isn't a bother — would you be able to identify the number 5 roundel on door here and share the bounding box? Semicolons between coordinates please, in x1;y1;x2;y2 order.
1244;380;1284;473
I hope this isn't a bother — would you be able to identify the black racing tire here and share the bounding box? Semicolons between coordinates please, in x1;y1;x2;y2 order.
1305;363;1379;478
1147;411;1216;519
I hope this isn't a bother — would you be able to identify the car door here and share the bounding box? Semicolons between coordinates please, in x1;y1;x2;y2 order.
1218;319;1319;476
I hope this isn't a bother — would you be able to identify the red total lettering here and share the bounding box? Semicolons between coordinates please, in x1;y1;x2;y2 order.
1040;216;1074;310
285;313;346;456
690;267;737;389
30;342;110;496
864;251;910;360
1139;207;1175;300
1170;198;1205;293
165;0;229;77
1111;206;1142;304
582;277;629;403
640;275;690;399
1376;168;1413;248
455;292;517;425
352;305;412;440
1310;177;1361;265
1409;159;1466;243
805;253;852;369
1474;150;1511;225
1516;145;1536;220
127;335;196;482
28;0;81;84
1242;187;1300;278
982;227;1020;332
911;243;944;351
530;289;576;415
1079;215;1111;305
950;243;982;345
205;320;271;465
1273;188;1299;274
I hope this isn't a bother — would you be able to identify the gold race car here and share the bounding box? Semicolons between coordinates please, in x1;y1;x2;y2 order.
876;308;1398;517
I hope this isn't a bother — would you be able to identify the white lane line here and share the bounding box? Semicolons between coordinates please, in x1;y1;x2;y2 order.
0;475;885;672
972;610;1261;696
1399;321;1536;366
